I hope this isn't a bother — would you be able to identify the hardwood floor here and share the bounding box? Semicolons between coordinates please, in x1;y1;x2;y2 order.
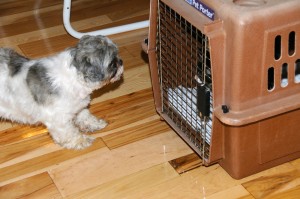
0;1;300;198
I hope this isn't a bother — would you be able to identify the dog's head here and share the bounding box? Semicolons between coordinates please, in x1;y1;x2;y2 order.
71;35;123;88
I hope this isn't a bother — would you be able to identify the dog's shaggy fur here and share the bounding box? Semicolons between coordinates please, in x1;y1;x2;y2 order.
0;35;123;149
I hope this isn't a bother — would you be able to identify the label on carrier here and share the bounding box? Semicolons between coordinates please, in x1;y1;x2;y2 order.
185;0;215;20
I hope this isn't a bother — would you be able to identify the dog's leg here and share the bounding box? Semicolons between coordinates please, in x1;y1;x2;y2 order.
74;108;107;133
47;121;95;150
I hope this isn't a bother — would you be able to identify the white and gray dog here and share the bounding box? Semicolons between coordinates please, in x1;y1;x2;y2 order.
0;35;123;149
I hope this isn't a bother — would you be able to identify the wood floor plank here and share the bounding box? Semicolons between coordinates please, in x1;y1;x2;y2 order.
238;196;256;199
91;63;152;104
0;0;61;17
84;15;149;39
69;0;149;23
0;4;62;26
91;87;154;112
65;163;179;199
0;134;51;165
126;164;231;199
0;122;13;132
105;0;149;21
0;15;112;49
0;0;149;38
263;185;300;199
102;119;170;149
108;27;149;47
126;161;298;199
125;42;149;59
49;131;192;197
96;115;161;138
18;27;148;58
90;88;157;132
242;169;300;199
0;172;62;199
169;153;202;174
0;125;47;146
0;138;106;186
118;43;149;70
0;15;61;39
206;185;254;199
290;157;300;168
0;141;61;170
18;34;77;58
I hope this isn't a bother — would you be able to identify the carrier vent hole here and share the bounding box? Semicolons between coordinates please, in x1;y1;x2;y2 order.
281;63;288;88
268;67;275;91
295;59;300;83
274;35;281;60
289;31;296;56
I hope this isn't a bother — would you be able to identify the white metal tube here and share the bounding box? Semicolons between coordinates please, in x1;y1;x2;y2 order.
63;0;149;38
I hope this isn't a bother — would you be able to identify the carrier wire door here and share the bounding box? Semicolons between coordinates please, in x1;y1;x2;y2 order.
157;2;213;161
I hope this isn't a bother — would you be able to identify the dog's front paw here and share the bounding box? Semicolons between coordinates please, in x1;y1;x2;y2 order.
94;119;108;130
59;134;95;150
79;119;108;133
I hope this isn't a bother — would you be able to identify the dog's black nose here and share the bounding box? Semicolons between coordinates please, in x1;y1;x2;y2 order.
118;59;123;66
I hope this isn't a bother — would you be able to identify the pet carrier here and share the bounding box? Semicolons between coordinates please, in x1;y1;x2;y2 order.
144;0;300;179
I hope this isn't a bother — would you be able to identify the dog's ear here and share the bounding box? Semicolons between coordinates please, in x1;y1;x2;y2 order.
80;35;91;41
77;35;91;48
77;35;108;50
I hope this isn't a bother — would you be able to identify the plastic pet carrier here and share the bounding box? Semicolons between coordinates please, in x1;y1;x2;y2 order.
144;0;300;179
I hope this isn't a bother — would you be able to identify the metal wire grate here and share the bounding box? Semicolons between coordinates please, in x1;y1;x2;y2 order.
156;1;213;160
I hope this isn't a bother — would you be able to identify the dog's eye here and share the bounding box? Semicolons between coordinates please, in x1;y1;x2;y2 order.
85;57;91;63
108;57;119;77
109;57;118;69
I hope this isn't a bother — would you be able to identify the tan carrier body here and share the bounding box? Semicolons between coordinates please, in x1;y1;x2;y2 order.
145;0;300;179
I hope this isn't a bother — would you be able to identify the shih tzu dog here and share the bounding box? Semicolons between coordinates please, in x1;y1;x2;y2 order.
0;35;123;149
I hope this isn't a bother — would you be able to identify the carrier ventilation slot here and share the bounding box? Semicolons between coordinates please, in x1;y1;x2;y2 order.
268;30;299;91
295;59;300;83
157;1;213;160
